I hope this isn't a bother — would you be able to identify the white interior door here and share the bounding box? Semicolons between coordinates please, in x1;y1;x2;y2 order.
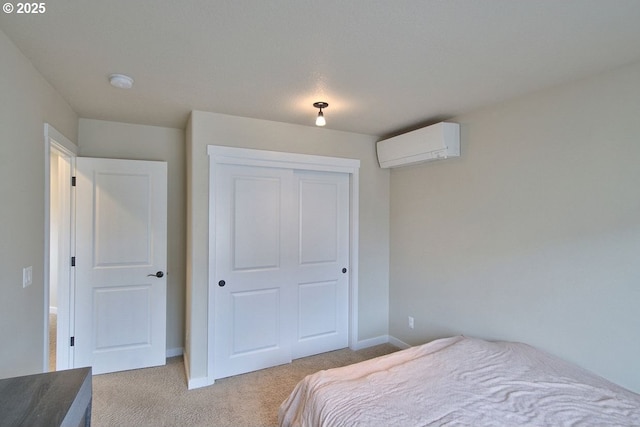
213;163;350;379
213;164;295;379
292;170;350;359
74;157;167;375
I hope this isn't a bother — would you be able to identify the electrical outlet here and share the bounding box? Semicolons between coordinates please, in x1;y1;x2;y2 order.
23;266;33;288
408;316;414;329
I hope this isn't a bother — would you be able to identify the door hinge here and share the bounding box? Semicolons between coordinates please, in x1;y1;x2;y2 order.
71;256;76;267
70;336;75;347
71;176;76;186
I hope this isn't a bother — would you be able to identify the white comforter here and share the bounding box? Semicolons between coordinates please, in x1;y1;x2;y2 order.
279;336;640;426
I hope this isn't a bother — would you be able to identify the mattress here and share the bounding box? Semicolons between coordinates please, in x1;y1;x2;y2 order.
279;336;640;426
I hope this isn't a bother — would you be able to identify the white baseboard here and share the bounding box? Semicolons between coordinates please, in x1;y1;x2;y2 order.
352;334;390;350
187;375;214;390
166;347;184;358
388;335;411;349
183;350;215;390
353;335;412;351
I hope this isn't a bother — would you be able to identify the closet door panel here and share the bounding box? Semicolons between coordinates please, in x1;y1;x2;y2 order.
213;165;294;379
212;161;352;378
292;171;350;359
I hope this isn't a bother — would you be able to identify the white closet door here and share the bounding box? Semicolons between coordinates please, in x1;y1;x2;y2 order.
292;171;350;358
213;164;295;379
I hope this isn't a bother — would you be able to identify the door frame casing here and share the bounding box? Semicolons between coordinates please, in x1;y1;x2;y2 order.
206;145;360;387
44;123;78;372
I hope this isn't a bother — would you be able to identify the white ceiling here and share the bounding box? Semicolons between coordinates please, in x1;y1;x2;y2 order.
2;0;640;137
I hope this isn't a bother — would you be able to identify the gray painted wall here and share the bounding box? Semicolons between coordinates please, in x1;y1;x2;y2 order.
389;61;640;392
0;29;78;378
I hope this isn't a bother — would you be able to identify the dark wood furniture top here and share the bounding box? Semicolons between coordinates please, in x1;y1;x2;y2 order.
0;367;92;427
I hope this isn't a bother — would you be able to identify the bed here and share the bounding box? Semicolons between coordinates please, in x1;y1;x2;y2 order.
279;336;640;426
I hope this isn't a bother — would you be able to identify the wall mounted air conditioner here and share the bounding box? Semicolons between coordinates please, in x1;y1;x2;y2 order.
376;122;460;168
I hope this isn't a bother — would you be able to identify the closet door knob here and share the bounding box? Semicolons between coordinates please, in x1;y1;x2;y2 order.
218;280;226;287
342;268;347;274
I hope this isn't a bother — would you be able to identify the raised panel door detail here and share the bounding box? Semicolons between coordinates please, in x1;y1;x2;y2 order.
233;177;281;270
298;281;338;340
94;172;151;267
232;288;280;355
94;286;151;351
299;180;339;265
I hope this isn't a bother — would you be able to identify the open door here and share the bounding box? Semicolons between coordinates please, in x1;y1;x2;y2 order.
74;157;167;374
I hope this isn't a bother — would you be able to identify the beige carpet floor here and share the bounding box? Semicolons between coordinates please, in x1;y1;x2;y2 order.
92;344;399;427
49;312;56;371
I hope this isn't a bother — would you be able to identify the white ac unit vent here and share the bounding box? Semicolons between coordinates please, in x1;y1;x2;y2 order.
376;122;460;168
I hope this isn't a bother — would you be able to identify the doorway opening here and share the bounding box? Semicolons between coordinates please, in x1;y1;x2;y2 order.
44;124;77;372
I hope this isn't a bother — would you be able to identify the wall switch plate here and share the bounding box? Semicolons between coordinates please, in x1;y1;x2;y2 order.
408;316;414;329
23;266;33;288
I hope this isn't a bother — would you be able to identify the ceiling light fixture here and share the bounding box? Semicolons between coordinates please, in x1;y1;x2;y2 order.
313;102;328;127
109;73;134;89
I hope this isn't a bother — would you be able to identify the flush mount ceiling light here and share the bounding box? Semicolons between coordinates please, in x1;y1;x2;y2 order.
313;102;328;127
109;73;134;89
